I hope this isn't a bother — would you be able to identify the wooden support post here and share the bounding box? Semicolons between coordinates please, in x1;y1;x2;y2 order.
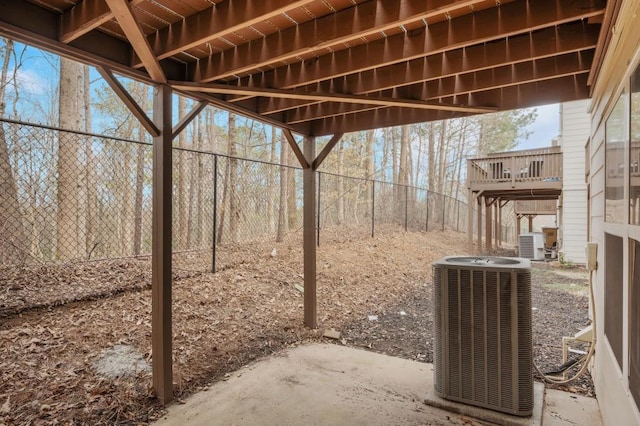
485;198;492;250
516;214;521;254
152;84;173;405
477;196;482;251
497;201;502;246
528;215;534;232
303;136;317;329
468;189;473;245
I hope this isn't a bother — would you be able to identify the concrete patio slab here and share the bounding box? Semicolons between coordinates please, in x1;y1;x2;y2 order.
154;343;603;426
424;382;544;426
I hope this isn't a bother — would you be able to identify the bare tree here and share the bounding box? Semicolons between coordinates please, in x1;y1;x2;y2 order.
276;132;289;242
268;126;277;232
132;86;148;256
0;39;28;264
287;137;297;230
365;130;374;217
337;139;345;225
218;112;239;243
195;112;205;246
177;96;188;248
56;57;85;259
83;65;98;257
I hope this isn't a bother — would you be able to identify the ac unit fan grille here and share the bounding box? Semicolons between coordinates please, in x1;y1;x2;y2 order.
433;262;533;416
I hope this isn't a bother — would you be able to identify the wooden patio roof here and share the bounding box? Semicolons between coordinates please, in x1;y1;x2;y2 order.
0;0;612;136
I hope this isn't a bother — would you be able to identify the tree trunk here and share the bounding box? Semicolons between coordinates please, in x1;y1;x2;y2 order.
337;140;345;225
83;65;98;258
268;126;277;232
427;122;436;193
415;125;424;187
381;128;390;181
227;113;239;242
436;120;448;195
186;116;198;248
276;132;288;242
392;127;399;207
398;125;410;221
365;130;374;217
177;96;187;249
120;85;139;256
195;113;204;246
56;57;85;260
287;141;297;230
133;86;149;256
0;39;28;264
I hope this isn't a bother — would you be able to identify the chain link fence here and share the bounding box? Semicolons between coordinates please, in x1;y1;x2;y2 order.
1;118;500;271
317;175;472;243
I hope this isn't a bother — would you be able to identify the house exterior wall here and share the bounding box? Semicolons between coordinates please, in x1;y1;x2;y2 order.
560;100;590;264
588;1;640;425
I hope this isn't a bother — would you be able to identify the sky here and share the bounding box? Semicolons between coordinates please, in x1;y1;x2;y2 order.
514;103;560;150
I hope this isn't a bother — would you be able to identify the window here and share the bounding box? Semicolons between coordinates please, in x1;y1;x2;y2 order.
631;64;640;225
605;233;623;368
605;95;627;223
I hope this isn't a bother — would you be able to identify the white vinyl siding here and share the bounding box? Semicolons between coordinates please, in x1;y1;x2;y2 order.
560;100;590;263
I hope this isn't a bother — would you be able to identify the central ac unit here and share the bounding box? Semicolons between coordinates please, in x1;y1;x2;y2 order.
433;256;533;416
519;233;545;260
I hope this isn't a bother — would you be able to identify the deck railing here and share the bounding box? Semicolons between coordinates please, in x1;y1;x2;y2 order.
467;146;562;189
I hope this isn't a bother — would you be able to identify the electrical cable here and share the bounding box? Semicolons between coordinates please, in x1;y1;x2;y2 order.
532;268;597;384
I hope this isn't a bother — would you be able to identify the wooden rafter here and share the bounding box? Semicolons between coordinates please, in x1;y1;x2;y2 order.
104;0;166;83
132;0;316;68
170;82;497;114
192;0;486;81
283;50;594;123
294;74;591;136
97;66;160;136
200;0;604;87
60;0;145;44
248;22;600;114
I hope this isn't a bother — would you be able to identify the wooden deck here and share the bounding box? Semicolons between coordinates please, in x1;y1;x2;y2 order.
467;146;563;198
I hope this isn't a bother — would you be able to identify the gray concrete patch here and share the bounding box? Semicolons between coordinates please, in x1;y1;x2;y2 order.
153;343;602;426
423;382;544;426
94;344;150;378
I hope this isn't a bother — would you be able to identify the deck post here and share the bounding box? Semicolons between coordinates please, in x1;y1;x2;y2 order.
516;214;521;252
303;136;317;328
496;201;502;246
151;84;173;405
477;196;482;250
528;215;534;232
485;198;492;250
467;189;473;245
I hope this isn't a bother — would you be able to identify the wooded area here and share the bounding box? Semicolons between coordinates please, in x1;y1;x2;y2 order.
0;38;534;266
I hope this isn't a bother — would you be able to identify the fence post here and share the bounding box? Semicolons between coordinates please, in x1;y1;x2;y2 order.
212;155;218;273
371;179;375;238
442;194;446;231
425;191;430;232
317;172;321;247
404;185;408;232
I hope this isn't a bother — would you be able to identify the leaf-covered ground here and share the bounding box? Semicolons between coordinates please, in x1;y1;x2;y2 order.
0;228;593;424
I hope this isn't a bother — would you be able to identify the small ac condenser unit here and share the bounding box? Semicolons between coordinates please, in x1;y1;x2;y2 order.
433;256;533;416
519;233;545;260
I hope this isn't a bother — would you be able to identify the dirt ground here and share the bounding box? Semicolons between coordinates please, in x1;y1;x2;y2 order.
0;227;594;424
